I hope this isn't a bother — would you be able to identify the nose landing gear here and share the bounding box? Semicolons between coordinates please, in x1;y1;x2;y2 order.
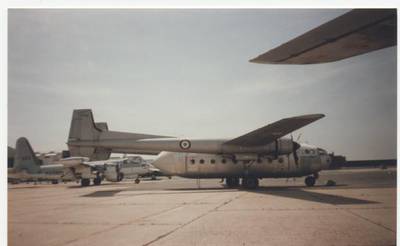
305;173;319;187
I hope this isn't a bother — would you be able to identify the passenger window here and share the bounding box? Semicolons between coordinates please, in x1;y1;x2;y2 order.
190;159;195;164
199;159;205;164
210;159;215;164
221;159;226;164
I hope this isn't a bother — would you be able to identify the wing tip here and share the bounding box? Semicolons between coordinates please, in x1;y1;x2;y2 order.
292;114;325;120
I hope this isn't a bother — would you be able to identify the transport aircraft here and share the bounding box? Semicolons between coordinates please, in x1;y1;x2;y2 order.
250;9;396;64
8;137;159;186
67;109;331;189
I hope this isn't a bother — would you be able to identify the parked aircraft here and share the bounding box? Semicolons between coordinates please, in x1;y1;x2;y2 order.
67;109;331;189
8;137;66;184
8;137;160;187
250;9;396;64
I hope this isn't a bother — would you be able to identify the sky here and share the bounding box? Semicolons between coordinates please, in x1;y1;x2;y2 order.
7;9;397;160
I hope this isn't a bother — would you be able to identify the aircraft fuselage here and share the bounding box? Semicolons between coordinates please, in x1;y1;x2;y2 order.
152;144;331;179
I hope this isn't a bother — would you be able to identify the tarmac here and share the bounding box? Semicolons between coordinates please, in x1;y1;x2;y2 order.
8;168;397;246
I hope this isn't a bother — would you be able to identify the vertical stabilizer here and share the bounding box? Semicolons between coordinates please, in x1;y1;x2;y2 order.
68;109;111;160
14;137;42;173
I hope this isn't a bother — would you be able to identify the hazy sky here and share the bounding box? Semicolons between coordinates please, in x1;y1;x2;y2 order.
8;9;396;160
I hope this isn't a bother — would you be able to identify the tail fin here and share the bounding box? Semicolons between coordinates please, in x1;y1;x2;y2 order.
67;109;111;160
14;137;42;173
95;122;108;131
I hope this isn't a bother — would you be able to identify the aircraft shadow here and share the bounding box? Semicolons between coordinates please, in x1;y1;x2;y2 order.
250;187;379;205
82;189;124;197
80;185;379;205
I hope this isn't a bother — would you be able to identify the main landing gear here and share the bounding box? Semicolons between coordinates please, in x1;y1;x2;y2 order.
81;178;90;187
242;176;259;189
93;177;102;186
225;177;260;189
304;173;319;187
225;177;240;188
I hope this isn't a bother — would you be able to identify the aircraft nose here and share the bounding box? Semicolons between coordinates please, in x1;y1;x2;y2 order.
152;152;177;175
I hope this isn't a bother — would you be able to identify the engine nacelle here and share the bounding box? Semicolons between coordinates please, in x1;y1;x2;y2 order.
103;163;123;182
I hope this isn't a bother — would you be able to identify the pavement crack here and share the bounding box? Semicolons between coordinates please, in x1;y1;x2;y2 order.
142;192;245;246
344;209;395;233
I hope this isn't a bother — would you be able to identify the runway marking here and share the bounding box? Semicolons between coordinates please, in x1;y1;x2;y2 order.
142;192;246;246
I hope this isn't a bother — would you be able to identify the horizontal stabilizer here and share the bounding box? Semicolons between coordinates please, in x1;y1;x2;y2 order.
224;114;325;146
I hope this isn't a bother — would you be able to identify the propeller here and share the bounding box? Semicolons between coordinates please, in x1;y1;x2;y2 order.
291;134;300;166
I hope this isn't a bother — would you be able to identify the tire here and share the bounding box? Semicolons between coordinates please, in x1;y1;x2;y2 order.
81;178;90;187
305;176;316;187
117;173;124;182
242;177;259;189
51;180;58;184
93;177;101;186
135;179;140;184
226;177;240;188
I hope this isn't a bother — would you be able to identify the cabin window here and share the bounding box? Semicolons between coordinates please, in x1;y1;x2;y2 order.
190;159;195;164
210;159;215;164
221;159;226;164
199;159;205;164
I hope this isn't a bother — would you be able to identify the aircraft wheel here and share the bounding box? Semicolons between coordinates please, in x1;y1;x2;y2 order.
117;173;124;182
242;177;259;189
135;178;140;184
305;176;316;187
93;177;102;186
81;178;90;187
226;177;240;188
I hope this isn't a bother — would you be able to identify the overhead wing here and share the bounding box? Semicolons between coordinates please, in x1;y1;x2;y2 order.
250;9;396;64
224;114;324;146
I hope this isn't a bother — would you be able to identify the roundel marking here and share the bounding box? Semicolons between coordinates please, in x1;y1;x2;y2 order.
179;140;191;150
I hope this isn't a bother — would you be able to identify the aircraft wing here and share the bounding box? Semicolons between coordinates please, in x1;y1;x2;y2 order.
250;9;396;64
223;114;324;146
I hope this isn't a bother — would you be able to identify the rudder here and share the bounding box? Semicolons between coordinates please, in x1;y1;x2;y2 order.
67;109;111;160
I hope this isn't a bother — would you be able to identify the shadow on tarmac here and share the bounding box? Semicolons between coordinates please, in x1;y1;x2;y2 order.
81;185;378;205
249;187;379;205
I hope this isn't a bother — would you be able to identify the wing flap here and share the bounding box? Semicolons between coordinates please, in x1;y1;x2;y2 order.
250;9;396;64
224;114;325;146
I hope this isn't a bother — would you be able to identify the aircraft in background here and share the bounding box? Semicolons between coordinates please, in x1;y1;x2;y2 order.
8;137;161;187
67;109;331;189
250;9;396;64
8;137;68;184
